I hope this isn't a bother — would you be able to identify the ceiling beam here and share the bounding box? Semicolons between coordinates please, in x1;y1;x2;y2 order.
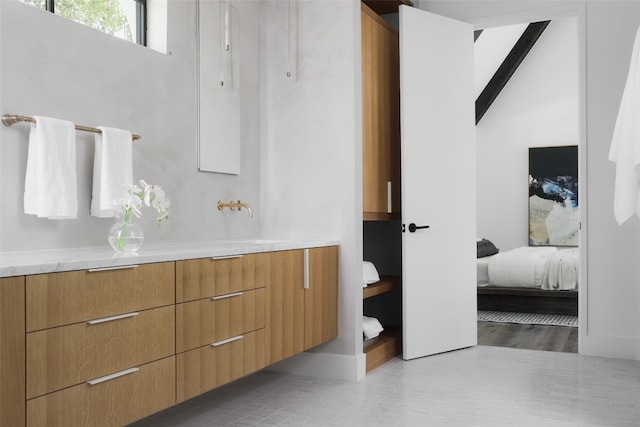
475;20;551;125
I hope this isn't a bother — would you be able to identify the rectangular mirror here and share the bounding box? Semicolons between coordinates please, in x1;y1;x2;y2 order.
197;0;243;175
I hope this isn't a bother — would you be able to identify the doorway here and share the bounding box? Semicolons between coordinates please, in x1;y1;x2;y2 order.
474;14;581;353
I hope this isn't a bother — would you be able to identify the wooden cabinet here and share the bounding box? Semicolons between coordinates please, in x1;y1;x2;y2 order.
362;2;401;220
266;246;339;365
176;253;268;303
26;262;175;331
1;276;26;427
3;245;338;426
176;288;266;353
304;246;339;350
23;263;176;427
266;249;305;364
176;329;266;402
363;276;402;373
175;253;268;402
26;305;175;399
362;1;404;372
27;356;175;427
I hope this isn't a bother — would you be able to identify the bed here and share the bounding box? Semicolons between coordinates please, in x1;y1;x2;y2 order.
476;241;578;316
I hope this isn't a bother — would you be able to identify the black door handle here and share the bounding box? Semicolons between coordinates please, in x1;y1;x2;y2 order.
408;223;430;233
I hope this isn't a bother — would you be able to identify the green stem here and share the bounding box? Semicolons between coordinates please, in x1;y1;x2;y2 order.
117;209;132;250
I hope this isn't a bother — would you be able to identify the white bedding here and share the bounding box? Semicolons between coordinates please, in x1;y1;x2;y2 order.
485;246;579;290
545;248;579;291
488;246;558;289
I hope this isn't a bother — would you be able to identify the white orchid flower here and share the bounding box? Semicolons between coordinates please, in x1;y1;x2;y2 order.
112;179;170;226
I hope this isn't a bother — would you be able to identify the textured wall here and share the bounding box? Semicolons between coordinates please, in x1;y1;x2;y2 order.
0;0;261;252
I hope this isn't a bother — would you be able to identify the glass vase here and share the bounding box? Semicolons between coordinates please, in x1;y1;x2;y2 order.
108;220;144;253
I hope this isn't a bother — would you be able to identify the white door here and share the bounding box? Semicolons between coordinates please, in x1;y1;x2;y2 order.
400;6;477;360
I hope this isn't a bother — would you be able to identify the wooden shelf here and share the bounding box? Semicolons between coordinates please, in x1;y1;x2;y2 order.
362;0;414;16
363;276;401;299
364;327;402;373
363;212;401;221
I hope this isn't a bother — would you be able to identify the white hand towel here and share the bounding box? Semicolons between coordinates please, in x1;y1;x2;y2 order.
609;26;640;225
24;116;77;219
362;261;380;287
91;126;133;218
363;316;384;340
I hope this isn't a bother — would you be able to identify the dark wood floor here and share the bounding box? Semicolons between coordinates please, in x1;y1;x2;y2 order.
477;321;578;353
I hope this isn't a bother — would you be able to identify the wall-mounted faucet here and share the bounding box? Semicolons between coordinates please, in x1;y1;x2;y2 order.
217;200;254;218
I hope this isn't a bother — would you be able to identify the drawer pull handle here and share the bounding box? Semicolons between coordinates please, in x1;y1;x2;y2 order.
211;335;244;347
211;255;243;260
88;265;139;272
211;292;244;301
87;367;139;385
87;312;139;325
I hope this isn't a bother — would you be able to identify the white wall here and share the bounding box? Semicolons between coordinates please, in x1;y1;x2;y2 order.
259;0;364;378
421;0;640;361
582;1;640;357
476;16;579;251
0;0;364;381
0;0;261;251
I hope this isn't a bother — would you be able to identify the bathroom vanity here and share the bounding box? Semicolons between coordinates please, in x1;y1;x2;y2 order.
0;240;338;427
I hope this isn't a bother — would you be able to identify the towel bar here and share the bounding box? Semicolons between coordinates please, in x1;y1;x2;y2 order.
1;114;141;141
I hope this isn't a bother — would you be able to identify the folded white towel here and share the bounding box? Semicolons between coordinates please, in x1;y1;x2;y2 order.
609;25;640;225
91;126;133;218
24;116;77;219
363;316;384;340
362;261;380;287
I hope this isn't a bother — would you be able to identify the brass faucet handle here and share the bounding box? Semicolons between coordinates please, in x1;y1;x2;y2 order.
217;200;253;218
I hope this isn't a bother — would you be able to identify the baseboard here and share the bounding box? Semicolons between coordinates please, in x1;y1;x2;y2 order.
266;351;367;382
579;333;640;360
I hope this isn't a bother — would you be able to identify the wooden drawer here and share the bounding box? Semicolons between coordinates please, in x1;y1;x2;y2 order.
27;356;175;427
176;329;265;402
176;253;268;302
26;262;175;331
1;276;26;427
176;287;266;353
26;305;175;399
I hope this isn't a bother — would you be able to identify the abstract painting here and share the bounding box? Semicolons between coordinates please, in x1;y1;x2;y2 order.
529;146;579;246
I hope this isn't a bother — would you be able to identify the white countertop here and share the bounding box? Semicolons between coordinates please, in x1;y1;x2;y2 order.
0;238;340;277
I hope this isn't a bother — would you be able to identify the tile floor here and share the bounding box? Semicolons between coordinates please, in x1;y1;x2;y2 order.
130;346;640;427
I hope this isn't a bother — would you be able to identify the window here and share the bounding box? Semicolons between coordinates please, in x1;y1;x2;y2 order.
21;0;147;46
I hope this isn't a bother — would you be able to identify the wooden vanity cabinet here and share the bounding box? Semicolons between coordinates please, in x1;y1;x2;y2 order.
23;262;176;427
3;246;338;426
175;253;269;402
266;246;339;365
362;2;401;220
